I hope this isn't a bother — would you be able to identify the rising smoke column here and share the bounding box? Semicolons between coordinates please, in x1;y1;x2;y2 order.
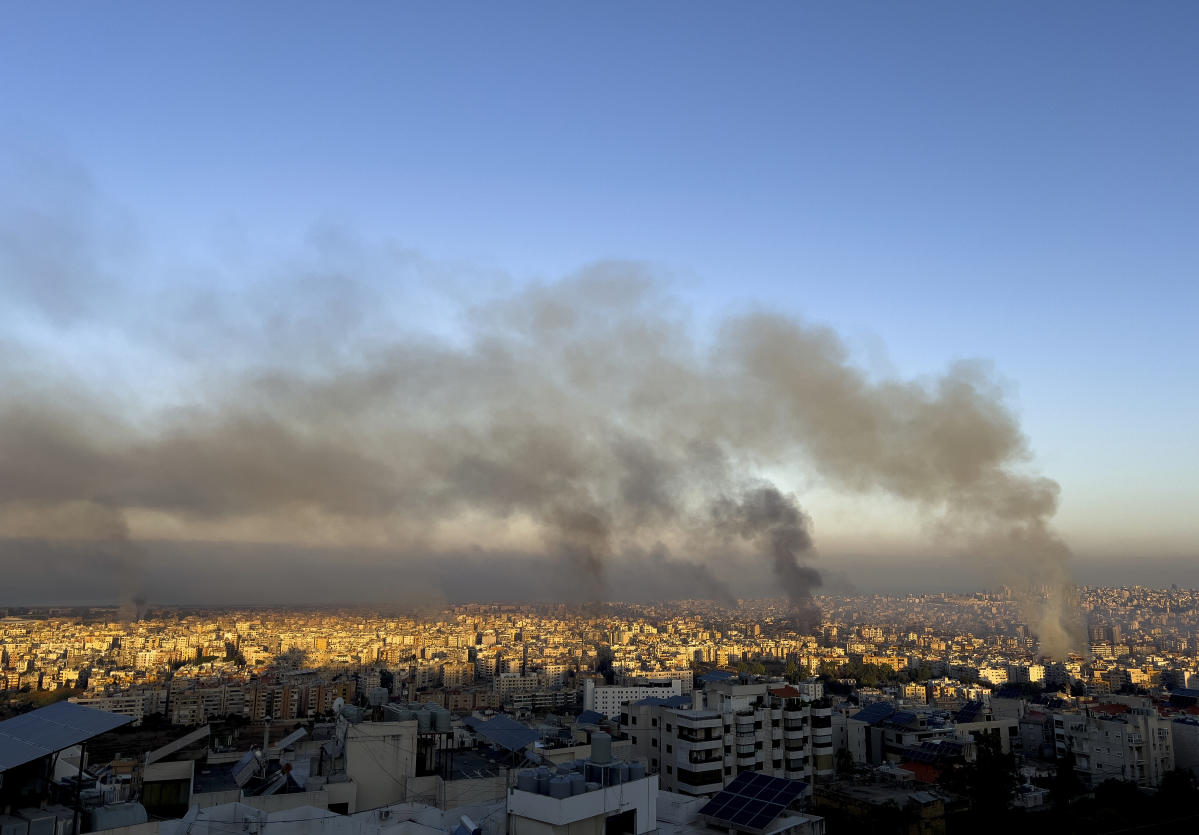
0;187;1085;653
712;485;821;629
716;314;1085;656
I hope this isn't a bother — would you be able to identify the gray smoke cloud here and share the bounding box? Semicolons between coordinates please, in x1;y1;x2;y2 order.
0;171;1084;653
712;485;821;629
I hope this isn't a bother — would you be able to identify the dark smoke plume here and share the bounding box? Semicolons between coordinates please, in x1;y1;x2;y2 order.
0;176;1085;652
713;485;821;629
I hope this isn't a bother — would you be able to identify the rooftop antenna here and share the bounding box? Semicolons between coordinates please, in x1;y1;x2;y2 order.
262;716;271;778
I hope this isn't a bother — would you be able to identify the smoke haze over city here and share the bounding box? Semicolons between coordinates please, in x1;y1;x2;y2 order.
2;5;1198;661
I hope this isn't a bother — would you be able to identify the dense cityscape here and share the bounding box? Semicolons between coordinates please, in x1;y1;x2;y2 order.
3;4;1196;834
4;587;1199;723
3;588;1199;832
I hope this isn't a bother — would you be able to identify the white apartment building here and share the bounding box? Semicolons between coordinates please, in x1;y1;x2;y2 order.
70;692;146;725
497;672;542;701
1053;701;1175;787
1007;664;1046;684
584;679;683;719
618;669;695;695
624;682;815;798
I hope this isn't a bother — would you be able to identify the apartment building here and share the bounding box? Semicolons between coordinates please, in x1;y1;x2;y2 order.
584;678;683;719
1052;700;1175;787
624;681;814;797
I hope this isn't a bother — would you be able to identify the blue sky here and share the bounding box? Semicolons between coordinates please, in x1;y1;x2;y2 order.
2;2;1197;579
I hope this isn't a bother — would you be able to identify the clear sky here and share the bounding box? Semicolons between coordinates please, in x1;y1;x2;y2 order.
1;2;1197;601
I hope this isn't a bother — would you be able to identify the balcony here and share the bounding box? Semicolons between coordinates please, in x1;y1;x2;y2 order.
677;767;725;787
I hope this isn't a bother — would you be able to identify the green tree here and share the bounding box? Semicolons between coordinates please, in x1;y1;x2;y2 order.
945;731;1018;827
835;748;854;777
1158;768;1198;814
1050;748;1084;807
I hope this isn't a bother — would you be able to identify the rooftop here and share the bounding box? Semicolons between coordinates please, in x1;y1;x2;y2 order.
0;702;132;772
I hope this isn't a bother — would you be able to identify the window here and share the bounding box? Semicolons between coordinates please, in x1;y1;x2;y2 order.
652;738;658;747
632;736;638;745
667;744;673;753
652;758;658;768
652;718;658;727
666;723;672;731
666;765;673;774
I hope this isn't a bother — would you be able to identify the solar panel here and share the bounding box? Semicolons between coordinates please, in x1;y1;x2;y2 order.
851;703;895;725
475;716;538;752
698;771;807;832
0;702;132;772
726;771;755;792
275;727;308;751
955;701;984;723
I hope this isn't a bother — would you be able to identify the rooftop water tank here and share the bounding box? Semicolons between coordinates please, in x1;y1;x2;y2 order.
416;710;433;732
568;772;586;796
628;761;646;780
535;769;551;796
591;732;612;764
517;770;538;793
548;776;571;799
87;804;148;831
434;709;452;732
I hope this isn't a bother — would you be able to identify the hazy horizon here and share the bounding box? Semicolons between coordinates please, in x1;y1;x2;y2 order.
2;5;1196;651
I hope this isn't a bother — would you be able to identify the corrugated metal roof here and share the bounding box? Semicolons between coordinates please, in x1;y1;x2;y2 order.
0;702;132;772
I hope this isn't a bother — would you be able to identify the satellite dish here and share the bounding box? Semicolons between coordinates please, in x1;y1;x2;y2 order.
333;697;345;715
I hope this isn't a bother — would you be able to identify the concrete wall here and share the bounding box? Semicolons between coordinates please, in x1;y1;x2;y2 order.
540;740;633;765
344;719;418;809
507;776;657;835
